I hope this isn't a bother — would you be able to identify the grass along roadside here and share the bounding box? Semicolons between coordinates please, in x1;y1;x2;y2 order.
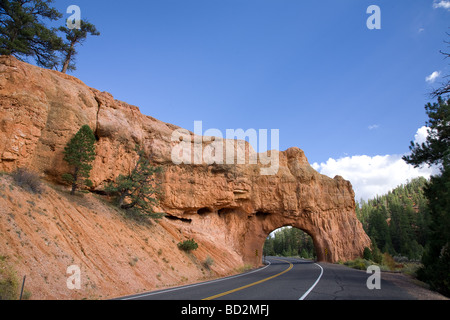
339;253;421;275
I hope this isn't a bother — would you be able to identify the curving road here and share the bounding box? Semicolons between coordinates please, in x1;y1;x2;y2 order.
120;257;414;300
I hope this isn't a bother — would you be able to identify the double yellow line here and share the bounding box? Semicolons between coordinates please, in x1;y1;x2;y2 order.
202;258;293;300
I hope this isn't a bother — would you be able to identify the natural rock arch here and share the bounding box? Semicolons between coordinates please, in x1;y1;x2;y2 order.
215;207;357;266
245;213;331;264
160;154;371;266
0;55;371;268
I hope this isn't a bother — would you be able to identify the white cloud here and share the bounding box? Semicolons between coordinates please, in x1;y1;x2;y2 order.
312;127;438;201
433;0;450;10
368;124;379;130
426;71;441;83
414;126;429;146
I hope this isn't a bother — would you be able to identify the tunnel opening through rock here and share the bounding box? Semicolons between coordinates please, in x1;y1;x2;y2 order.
263;227;317;260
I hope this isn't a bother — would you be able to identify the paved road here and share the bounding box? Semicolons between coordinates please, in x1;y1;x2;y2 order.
120;257;414;300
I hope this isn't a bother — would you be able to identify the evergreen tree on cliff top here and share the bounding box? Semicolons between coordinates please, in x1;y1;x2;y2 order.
62;125;96;195
58;19;100;73
0;0;63;68
0;0;99;72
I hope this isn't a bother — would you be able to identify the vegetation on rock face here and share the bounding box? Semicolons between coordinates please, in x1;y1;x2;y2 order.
11;168;43;194
178;239;199;252
62;125;96;195
105;145;165;222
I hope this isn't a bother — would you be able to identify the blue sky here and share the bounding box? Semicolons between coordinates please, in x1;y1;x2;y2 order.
48;0;449;200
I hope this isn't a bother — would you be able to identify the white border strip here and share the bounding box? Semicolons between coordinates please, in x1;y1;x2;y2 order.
299;263;324;300
121;261;272;300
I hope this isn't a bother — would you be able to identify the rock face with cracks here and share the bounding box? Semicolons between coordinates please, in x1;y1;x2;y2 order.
0;55;370;268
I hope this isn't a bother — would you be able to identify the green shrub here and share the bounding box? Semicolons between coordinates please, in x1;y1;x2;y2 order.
363;247;373;260
344;258;372;270
177;239;198;252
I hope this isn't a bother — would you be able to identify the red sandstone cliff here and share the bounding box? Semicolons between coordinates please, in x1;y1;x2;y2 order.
0;55;370;298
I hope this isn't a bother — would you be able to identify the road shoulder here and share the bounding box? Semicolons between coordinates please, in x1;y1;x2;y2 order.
380;272;449;300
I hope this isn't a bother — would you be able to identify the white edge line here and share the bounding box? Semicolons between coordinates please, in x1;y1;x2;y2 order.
299;263;324;301
121;260;272;300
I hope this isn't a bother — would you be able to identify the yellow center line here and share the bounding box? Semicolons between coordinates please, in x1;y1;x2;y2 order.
202;258;294;300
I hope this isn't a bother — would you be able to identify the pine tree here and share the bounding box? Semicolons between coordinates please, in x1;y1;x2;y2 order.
0;0;64;68
263;237;275;257
403;97;450;168
105;146;165;221
1;1;100;72
403;95;450;296
62;125;96;195
58;20;100;73
367;206;391;253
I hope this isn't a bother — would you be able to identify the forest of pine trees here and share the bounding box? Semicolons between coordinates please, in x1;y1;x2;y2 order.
356;177;431;261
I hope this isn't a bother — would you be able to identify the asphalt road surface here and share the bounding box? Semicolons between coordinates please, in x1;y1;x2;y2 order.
120;257;414;300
